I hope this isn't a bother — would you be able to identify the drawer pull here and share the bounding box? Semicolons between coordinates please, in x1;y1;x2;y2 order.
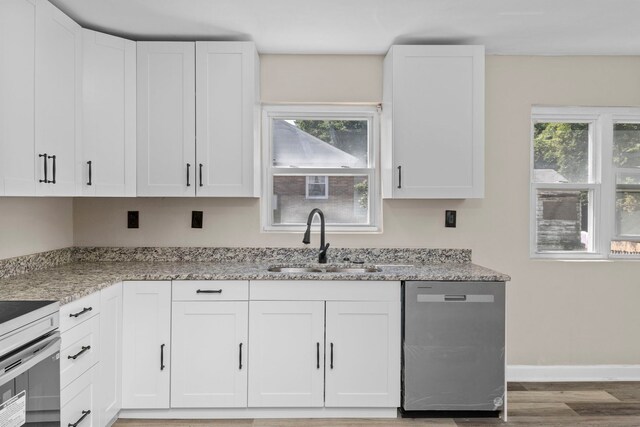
330;342;334;369
160;343;166;371
68;410;90;427
67;345;91;360
196;289;222;294
38;153;48;183
48;154;56;184
69;307;92;318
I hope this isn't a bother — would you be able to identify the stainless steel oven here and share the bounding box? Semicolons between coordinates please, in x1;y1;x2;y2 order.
0;301;60;426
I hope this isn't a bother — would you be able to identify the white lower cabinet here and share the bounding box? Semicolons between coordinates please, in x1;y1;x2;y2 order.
116;279;401;419
325;301;401;407
248;301;325;407
171;301;248;408
61;365;99;427
99;282;123;425
121;281;172;409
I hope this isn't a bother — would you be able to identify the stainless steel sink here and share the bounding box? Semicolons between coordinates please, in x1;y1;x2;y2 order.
267;266;381;273
325;267;380;273
267;267;323;273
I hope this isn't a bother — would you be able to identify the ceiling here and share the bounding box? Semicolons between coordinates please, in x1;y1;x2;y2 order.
51;0;640;55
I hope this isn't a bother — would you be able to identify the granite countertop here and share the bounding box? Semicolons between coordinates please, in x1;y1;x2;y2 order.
0;260;510;305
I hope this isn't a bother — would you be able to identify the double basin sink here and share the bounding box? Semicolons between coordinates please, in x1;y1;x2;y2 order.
267;266;381;274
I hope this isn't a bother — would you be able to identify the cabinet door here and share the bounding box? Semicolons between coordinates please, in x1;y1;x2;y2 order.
195;42;259;197
99;282;122;424
82;29;136;197
35;0;81;196
122;281;171;409
0;0;36;196
325;301;401;407
137;42;195;196
171;301;248;408
385;45;484;199
248;301;324;407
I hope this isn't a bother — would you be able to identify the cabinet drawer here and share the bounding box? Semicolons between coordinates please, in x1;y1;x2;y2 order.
61;292;100;332
172;280;249;301
61;314;100;389
62;365;98;427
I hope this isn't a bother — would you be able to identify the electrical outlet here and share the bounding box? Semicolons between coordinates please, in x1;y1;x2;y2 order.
191;211;203;229
445;210;456;228
127;211;139;229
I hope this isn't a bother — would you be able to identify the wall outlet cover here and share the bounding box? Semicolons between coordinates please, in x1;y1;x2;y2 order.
127;211;139;229
192;211;203;229
445;210;457;228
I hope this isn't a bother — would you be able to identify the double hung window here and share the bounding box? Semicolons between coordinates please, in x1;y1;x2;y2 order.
262;105;379;232
531;106;640;258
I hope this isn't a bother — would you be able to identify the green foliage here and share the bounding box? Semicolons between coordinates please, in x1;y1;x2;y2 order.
354;179;368;209
613;123;640;168
297;120;366;145
533;122;589;182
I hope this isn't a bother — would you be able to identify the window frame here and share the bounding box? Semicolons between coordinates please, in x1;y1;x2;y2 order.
305;176;329;200
530;106;640;259
261;104;381;233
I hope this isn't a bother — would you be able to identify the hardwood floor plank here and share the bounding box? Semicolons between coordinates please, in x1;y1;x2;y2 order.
521;382;640;392
567;402;640;417
607;389;640;402
114;420;254;427
508;390;620;403
252;419;457;426
506;383;526;391
506;402;578;417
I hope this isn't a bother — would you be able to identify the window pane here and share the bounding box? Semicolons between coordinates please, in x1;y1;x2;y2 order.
272;119;368;168
616;191;640;236
273;175;369;225
533;122;590;183
535;189;590;252
614;123;640;168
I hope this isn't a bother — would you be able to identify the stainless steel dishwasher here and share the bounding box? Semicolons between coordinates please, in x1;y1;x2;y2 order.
402;281;505;414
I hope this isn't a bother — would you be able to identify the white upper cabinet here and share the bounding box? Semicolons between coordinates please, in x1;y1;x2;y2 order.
82;29;136;196
35;0;81;196
0;0;36;196
195;42;260;197
137;41;259;197
382;45;484;199
136;42;196;197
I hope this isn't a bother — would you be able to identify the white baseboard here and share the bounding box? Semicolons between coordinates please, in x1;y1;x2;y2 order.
507;365;640;382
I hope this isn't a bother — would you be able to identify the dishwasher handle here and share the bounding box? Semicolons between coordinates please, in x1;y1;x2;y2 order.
417;294;494;303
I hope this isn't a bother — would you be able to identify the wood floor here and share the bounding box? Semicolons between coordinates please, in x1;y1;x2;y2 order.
114;382;640;426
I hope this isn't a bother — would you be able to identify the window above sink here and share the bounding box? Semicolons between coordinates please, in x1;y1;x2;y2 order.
261;105;381;233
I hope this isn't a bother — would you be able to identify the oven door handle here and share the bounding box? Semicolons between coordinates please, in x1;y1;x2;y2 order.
0;332;60;387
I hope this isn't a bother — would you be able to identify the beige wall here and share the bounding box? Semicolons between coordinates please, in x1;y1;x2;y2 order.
0;198;73;259
72;55;640;365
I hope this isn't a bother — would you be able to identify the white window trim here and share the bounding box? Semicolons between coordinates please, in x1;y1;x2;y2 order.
530;105;640;259
261;104;381;233
305;176;329;200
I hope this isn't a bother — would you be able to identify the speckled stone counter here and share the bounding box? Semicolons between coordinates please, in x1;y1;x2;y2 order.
0;259;510;305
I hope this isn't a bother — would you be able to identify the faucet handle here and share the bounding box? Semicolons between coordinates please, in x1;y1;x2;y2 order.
319;243;330;263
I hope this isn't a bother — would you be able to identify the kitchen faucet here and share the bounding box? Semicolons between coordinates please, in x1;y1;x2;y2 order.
302;208;330;263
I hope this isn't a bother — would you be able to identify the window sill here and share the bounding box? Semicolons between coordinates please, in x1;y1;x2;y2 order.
262;225;382;234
